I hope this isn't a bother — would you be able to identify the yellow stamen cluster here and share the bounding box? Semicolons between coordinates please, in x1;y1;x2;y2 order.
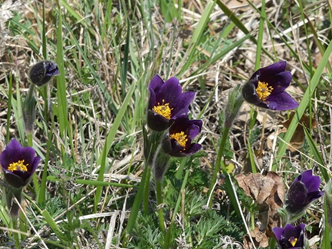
256;81;273;101
153;99;173;120
7;160;28;172
289;237;297;247
170;131;188;148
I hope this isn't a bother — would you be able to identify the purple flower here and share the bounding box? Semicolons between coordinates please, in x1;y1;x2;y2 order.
242;61;299;111
285;169;325;214
273;224;305;248
0;139;40;189
148;75;195;131
29;61;59;86
162;116;202;157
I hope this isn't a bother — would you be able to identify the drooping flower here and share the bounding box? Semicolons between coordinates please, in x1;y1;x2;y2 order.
242;61;299;111
29;60;59;86
0;139;40;189
285;169;324;215
273;223;305;249
161;116;202;157
147;75;195;131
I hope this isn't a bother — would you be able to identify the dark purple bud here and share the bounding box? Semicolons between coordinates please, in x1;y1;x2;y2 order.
242;61;299;111
285;170;324;215
162;116;202;157
273;223;305;248
0;139;40;188
147;75;195;131
29;61;59;86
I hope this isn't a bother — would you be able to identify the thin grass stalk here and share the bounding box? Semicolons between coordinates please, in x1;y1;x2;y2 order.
94;133;108;212
12;219;21;248
163;169;190;249
255;0;265;70
37;117;54;206
121;17;130;100
6;72;13;144
56;0;69;143
41;0;49;124
178;1;216;77
155;179;165;233
216;0;274;61
143;167;151;215
275;40;332;170
122;161;150;245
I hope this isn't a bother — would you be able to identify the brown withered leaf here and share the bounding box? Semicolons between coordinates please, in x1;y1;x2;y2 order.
244;226;269;249
280;113;317;152
236;172;285;248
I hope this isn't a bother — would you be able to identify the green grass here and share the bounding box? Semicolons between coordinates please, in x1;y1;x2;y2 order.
0;0;331;248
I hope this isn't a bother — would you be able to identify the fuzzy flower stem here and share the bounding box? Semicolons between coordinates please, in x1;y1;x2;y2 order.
5;186;22;217
152;144;171;233
207;127;241;218
27;84;36;99
208;126;230;206
23;84;37;136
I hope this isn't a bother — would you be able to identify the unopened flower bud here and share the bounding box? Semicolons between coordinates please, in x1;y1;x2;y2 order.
29;61;59;86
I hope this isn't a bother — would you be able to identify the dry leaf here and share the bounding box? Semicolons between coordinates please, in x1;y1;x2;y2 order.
236;172;285;248
244;226;269;249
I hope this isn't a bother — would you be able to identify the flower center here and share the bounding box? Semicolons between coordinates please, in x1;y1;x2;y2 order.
288;237;297;247
7;160;29;172
170;131;188;148
153;99;173;120
256;81;273;101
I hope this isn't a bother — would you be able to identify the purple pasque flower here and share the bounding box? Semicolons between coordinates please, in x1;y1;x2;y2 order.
29;61;59;86
148;75;195;131
0;139;40;189
285;169;325;215
242;61;299;111
273;223;305;248
162;116;202;157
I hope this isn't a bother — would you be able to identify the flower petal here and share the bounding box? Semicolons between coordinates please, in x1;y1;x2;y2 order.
186;121;203;139
30;156;41;175
286;181;308;213
148;75;164;109
266;92;299;110
268;71;293;93
283;224;299;239
157;77;182;106
272;227;284;240
182;143;202;156
4;172;25;188
147;110;173;132
171;91;195;117
241;81;269;108
257;61;287;80
148;75;164;92
0;139;24;168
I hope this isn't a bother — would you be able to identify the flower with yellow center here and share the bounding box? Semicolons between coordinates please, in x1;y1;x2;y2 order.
170;131;188;148
7;160;28;172
256;81;273;101
153;99;173;120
